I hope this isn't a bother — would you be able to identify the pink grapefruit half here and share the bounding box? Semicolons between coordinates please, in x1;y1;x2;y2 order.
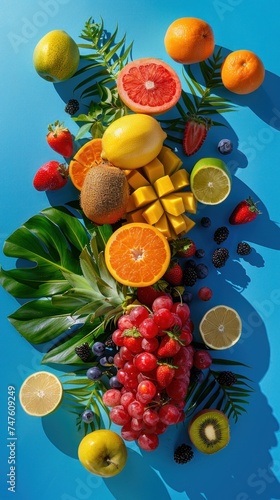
117;58;182;115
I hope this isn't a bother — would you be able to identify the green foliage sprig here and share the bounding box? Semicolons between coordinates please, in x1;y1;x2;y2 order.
72;18;133;139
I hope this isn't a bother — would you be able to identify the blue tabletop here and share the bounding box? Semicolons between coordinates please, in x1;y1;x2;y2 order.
1;1;280;499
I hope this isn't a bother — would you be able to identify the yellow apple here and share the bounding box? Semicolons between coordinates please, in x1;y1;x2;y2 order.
78;429;128;477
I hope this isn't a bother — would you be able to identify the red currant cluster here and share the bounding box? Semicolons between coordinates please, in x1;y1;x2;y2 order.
102;296;198;452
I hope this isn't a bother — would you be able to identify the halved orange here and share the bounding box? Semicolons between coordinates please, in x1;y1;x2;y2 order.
104;222;171;287
69;138;103;190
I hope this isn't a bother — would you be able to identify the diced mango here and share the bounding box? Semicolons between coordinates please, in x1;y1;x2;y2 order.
154;213;172;239
161;194;185;216
153;175;174;198
126;195;137;212
181;214;196;233
126;208;146;223
142;158;165;184
142;200;164;225
166;213;187;235
178;192;197;214
157;146;183;175
126;170;150;190
132;186;157;208
170;169;190;190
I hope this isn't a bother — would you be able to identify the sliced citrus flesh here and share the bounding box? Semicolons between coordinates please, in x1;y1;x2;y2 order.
104;222;171;287
117;58;182;114
199;305;242;350
19;371;63;416
69;138;103;190
190;158;231;205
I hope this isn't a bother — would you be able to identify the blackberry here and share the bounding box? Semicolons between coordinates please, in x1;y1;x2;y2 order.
183;267;198;286
174;444;194;464
212;247;229;268
75;342;91;362
214;226;229;244
65;99;79;115
195;248;205;258
217;371;237;386
195;263;208;279
201;216;211;228
237;242;252;256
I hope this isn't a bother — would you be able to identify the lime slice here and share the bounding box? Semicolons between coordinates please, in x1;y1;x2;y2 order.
190;158;231;205
19;371;63;416
199;305;242;350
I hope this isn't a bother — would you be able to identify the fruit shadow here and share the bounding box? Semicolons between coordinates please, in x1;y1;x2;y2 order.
186;45;280;130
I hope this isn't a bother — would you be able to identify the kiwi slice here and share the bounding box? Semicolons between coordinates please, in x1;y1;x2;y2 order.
188;409;230;454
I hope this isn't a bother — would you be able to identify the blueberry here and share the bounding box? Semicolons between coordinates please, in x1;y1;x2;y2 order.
196;263;209;279
182;291;193;304
86;366;102;381
99;356;114;367
218;139;233;155
81;409;95;423
200;217;211;228
109;376;123;389
195;248;205;259
92;341;105;356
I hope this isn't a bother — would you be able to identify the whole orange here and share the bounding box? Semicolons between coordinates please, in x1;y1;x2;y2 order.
221;49;265;94
164;17;215;64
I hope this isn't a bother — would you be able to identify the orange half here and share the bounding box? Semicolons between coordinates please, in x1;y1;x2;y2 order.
104;222;171;287
69;138;103;190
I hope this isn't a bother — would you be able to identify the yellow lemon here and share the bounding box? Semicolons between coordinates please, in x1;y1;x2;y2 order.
33;30;80;82
19;371;63;416
101;114;167;169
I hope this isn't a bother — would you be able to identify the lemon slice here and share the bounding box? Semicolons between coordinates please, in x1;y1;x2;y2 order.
19;371;63;416
199;305;242;350
190;158;231;205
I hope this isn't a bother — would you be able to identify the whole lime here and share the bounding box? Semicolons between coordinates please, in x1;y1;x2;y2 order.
33;30;80;82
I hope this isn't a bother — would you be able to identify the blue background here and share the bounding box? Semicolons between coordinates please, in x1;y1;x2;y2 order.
1;0;280;499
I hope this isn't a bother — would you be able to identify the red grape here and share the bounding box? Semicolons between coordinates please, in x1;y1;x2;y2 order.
152;295;173;312
138;317;159;339
134;352;157;372
137;432;159;451
102;389;121;407
110;405;131;425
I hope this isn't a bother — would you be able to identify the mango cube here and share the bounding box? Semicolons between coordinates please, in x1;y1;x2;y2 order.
157;146;183;175
154;213;172;239
178;192;197;214
170;169;190;190
153;175;174;198
166;213;187;235
132;186;157;208
182;214;196;233
126;208;146;223
142;200;164;225
161;194;185;216
142;158;165;184
127;170;149;190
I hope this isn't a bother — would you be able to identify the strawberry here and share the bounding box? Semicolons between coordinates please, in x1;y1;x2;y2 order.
183;116;211;156
157;334;181;358
46;120;74;158
33;161;68;191
156;363;175;387
122;327;143;354
163;261;183;286
136;285;167;309
229;197;260;225
170;237;196;258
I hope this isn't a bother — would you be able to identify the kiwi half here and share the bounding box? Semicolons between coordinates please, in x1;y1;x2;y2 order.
80;164;129;225
188;409;230;454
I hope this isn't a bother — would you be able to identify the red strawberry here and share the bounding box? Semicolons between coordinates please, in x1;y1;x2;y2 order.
33;161;68;191
46;120;74;158
163;261;183;286
170;237;196;258
156;363;175;387
183;116;211;156
157;334;181;358
122;327;143;354
136;286;167;309
229;197;260;225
